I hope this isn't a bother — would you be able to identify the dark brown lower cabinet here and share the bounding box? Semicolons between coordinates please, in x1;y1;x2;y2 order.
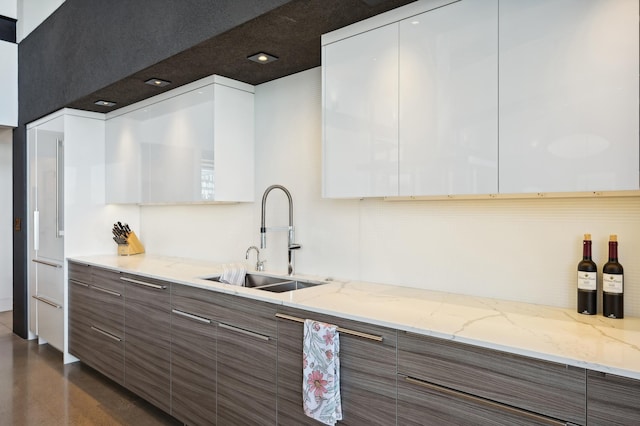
123;274;171;414
68;262;124;385
216;319;277;425
276;307;397;426
398;332;586;425
398;375;565;426
587;370;640;425
170;286;217;426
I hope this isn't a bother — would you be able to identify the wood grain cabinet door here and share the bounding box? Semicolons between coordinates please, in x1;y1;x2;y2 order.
398;375;565;426
398;332;586;425
216;321;276;425
171;285;217;426
68;276;93;362
587;371;640;424
69;264;125;385
123;274;171;414
276;307;397;426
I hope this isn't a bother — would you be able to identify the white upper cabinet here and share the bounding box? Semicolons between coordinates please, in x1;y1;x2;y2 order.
323;22;399;198
399;0;498;196
322;0;495;198
106;75;255;204
499;0;640;194
0;40;17;127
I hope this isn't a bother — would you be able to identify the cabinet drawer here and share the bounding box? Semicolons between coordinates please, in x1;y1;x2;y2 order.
172;283;219;319
587;371;640;424
92;267;123;294
212;293;277;337
89;282;124;337
81;324;125;385
398;332;585;425
398;376;563;426
68;261;92;283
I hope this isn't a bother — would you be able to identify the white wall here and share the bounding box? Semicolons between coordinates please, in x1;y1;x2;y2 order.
0;0;17;19
0;128;12;312
140;67;640;317
16;0;64;42
0;40;17;127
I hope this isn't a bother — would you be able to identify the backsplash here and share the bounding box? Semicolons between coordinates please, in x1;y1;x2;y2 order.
140;67;640;317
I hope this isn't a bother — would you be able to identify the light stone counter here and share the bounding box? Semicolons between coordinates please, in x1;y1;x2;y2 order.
69;254;640;380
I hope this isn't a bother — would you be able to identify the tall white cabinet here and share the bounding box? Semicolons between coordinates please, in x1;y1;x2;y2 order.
28;109;138;363
106;75;255;204
499;0;640;194
28;117;64;351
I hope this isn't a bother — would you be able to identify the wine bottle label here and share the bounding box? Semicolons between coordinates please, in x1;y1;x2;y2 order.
603;273;623;293
577;271;597;290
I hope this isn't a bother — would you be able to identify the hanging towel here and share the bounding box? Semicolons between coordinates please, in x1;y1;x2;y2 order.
219;263;247;286
303;319;342;426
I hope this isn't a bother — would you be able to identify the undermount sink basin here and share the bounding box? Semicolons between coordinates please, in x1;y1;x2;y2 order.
203;273;325;293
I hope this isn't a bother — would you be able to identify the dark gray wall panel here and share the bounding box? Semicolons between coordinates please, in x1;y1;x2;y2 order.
18;0;289;125
12;127;27;337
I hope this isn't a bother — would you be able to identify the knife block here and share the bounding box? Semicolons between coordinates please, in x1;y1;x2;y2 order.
117;231;145;256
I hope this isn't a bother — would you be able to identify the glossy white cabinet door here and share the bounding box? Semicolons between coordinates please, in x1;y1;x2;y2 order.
106;78;254;204
105;114;142;204
399;0;498;196
212;83;254;202
140;85;214;203
323;23;399;198
499;0;640;193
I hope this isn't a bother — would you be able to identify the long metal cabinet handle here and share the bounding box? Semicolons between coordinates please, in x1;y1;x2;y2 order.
172;309;212;324
91;285;122;297
91;326;122;342
69;279;89;287
32;295;62;309
32;258;62;268
403;376;565;426
55;138;63;238
275;313;384;342
120;277;167;289
219;322;270;341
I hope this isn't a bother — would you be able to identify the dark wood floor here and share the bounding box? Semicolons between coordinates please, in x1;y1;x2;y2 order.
0;311;181;426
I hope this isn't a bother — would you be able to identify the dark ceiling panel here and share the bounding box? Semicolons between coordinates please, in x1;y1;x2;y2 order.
67;0;417;113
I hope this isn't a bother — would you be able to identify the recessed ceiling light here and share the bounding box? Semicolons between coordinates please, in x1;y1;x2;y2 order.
94;100;116;107
145;78;171;87
247;52;278;64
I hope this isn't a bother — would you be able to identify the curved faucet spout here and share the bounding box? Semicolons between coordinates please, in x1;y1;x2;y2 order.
260;184;300;275
260;184;293;249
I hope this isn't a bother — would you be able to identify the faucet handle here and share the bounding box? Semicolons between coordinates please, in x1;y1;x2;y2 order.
256;259;266;272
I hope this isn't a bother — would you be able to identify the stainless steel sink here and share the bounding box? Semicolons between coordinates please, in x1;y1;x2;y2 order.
202;273;325;292
251;280;323;293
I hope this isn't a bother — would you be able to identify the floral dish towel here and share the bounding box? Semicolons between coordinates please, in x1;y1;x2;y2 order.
303;319;342;425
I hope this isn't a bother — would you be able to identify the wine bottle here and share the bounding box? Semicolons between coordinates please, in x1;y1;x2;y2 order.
603;234;623;319
577;234;597;315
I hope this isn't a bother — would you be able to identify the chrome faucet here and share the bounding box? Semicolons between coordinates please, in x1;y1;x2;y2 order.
246;246;265;271
260;185;301;276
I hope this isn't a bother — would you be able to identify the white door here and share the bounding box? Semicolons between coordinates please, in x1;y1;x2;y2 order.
28;119;65;350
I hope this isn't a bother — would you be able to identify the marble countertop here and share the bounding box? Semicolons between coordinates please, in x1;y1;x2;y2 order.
69;254;640;380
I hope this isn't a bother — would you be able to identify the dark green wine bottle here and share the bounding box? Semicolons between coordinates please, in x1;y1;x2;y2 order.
603;235;623;319
577;234;597;315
